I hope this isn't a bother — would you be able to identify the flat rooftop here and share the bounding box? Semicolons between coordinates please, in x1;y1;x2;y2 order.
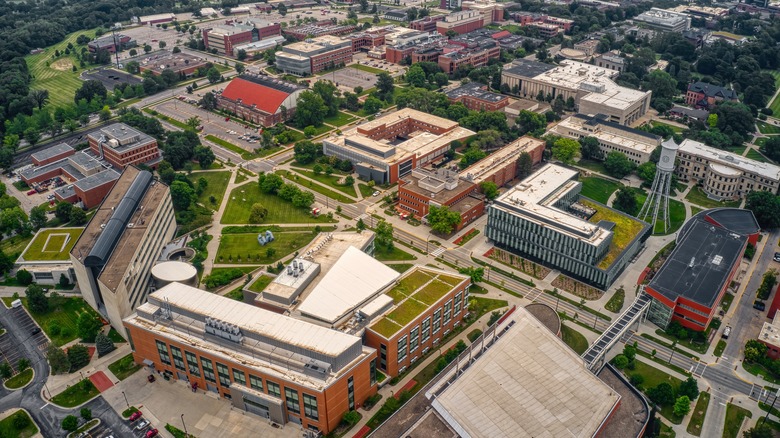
461;136;544;184
88;123;157;154
31;143;73;162
430;307;620;438
444;82;508;104
760;315;780;349
648;218;746;309
597;366;651;438
19;228;83;262
680;139;780;181
401;168;475;202
136;51;208;73
73;168;120;191
554;114;660;154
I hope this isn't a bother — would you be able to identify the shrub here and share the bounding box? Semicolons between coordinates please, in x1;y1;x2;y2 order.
80;408;92;420
62;415;78;432
12;411;30;429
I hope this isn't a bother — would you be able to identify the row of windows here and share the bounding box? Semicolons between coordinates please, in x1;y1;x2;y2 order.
396;292;466;363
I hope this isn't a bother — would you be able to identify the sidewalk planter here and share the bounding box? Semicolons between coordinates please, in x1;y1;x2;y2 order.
3;368;34;390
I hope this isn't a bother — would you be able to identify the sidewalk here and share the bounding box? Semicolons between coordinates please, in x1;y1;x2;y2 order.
45;337;131;401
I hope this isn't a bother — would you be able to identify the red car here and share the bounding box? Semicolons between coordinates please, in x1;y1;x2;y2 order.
26;190;36;195
129;411;143;422
224;117;230;122
146;429;159;438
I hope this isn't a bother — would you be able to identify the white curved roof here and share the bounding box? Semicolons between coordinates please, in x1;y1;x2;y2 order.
151;261;198;283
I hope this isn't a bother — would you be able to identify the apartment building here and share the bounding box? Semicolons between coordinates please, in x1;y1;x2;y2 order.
275;36;352;76
87;123;161;169
550;114;661;164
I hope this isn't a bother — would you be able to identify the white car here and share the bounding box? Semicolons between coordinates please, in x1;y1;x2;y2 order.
136;420;150;430
372;191;380;197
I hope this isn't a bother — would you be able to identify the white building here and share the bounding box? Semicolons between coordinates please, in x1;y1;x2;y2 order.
550;114;662;164
633;8;691;33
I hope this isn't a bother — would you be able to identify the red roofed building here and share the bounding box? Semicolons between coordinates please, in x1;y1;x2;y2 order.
216;74;305;127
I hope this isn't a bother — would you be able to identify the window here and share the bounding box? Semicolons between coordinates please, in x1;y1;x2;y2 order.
249;375;263;392
200;358;216;383
267;381;281;398
379;344;387;371
216;362;231;387
156;341;170;365
285;388;301;415
185;352;200;377
433;309;442;333
454;292;462;315
303;393;319;421
444;300;452;323
170;346;185;371
397;336;408;362
370;359;377;385
464;286;470;308
348;376;355;410
421;318;431;343
409;326;419;352
232;369;246;386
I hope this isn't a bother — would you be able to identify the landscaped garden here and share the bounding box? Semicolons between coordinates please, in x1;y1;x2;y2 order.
4;368;33;389
288;167;357;197
580;177;621;204
323;111;358;127
51;379;99;407
1;296;101;347
746;148;770;163
635;191;687;234
19;228;83;261
221;183;334;224
580;199;646;269
190;171;230;210
216;232;318;264
757;121;780;135
247;275;274;293
486;248;550;280
108;353;142;381
0;410;37;438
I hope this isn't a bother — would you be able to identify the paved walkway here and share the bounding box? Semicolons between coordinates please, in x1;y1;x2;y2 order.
201;169;251;278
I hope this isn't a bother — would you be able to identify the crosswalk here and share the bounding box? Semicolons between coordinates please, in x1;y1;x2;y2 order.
430;246;445;257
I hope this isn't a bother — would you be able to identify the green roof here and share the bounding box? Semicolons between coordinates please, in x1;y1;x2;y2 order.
20;228;83;262
579;199;645;270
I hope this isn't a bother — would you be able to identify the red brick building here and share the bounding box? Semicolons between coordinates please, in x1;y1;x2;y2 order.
444;82;509;111
346;27;395;52
685;81;739;110
217;74;304;126
31;143;75;166
87;124;161;169
460;136;545;187
398;168;484;231
438;42;500;73
436;11;484;35
410;16;446;32
203;21;281;56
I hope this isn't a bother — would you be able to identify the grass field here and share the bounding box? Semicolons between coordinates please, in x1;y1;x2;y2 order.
288;167;357;197
723;403;752;438
580;200;645;268
4;368;33;389
20;228;82;261
1;296;101;347
757;121;780;135
204;135;257;160
650;120;685;133
747;148;770;163
349;64;387;74
323;111;358;127
685;186;741;209
686;392;710;436
580;177;621;204
108;353;142;381
247;275;273;293
221;183;334;224
635;192;686;234
51;379;99;407
190;171;230;211
375;245;416;261
577;159;607;174
358;183;374;198
0;410;37;438
216;232;317;264
0;234;33;261
561;324;588;354
26;28;98;108
277;170;356;203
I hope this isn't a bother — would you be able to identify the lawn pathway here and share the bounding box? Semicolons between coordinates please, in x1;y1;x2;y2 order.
201;169;247;280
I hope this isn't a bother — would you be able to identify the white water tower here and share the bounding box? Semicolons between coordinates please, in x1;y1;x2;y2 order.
638;138;680;233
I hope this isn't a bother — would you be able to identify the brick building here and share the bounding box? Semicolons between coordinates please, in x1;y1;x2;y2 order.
345;27;395;52
282;21;358;40
461;0;505;26
685;81;739;110
437;37;500;73
397;168;484;231
460;136;545;187
88;34;136;54
436;10;484;35
410;16;446;32
202;21;281;56
444;82;508;111
275;36;353;76
217;74;304;127
87;123;161;168
31;143;74;166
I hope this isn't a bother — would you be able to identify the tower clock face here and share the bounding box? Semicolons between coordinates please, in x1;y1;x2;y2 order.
662;156;670;163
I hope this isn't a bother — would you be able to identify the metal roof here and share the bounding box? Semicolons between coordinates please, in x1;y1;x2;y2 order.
30;143;73;162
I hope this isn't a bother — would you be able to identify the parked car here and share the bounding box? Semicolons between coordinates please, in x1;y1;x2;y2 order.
722;326;731;339
146;429;159;438
372;191;380;197
31;327;41;335
129;411;143;422
26;190;36;195
754;300;766;311
147;374;156;383
225;117;230;122
774;252;780;262
136;419;150;430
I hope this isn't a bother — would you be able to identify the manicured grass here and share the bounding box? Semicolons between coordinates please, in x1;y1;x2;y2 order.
247;275;273;293
375;245;416;261
0;234;33;261
660;421;676;438
204;135;257;160
723;403;752;438
467;329;483;342
349;63;387;74
757;121;780;135
216;232;317;264
747;148;771;163
107;327;126;343
631;360;683;392
685;186;741;209
323;111;358;127
0;410;38;438
358;183;374;198
691;206;704;217
577;159;607;174
561;323;588;354
277;170;356;203
580;177;621;204
605;287;625;313
288;167;357;196
756;137;769;147
20;228;82;261
650;120;685;133
190;171;230;211
108;353;142;381
5;368;33;389
221;183;333;224
1;296;101;347
579;200;645;269
714;340;727;357
742;361;780;384
387;263;414;273
51;379;99;407
686;392;710;436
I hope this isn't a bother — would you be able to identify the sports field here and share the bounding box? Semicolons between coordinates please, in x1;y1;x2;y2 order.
20;228;83;261
26;28;98;108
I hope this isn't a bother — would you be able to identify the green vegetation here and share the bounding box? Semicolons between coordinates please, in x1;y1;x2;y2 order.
165;424;194;438
467;329;483;342
387;264;414;273
288;167;357;196
577;159;607;174
455;229;480;246
204;135;262;160
277;169;356;203
660;421;676;438
561;324;588;354
108;353;142;381
757;121;780;135
4;368;33;389
221;184;332;224
247;275;273;293
107;327;126;343
122;407;139;418
349;64;387;74
385;270;432;302
580;177;621;204
1;296;100;347
691;206;704;216
723;403;752;438
51;379;99;407
385;298;429;327
686;392;710;436
20;228;83;261
374;245;416;261
190;171;230;211
747;148;770;163
685;186;741;209
0;410;37;438
323;111;358;127
605;287;625;313
579;200;645;269
216;232;317;264
650;120;684;133
714;340;727;357
203;267;257;289
358;183;374;198
0;234;33;261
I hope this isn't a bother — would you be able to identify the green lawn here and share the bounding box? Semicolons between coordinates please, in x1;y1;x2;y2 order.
758;121;780;135
108;353;142;381
221;183;334;224
204;135;256;160
580;200;646;268
247;275;274;293
580;177;621;204
26;28;98;108
714;340;727;357
1;296;101;347
577;159;607;174
216;232;317;264
635;194;686;235
631;360;683;392
686;392;710;436
650;120;685;133
190;171;230;211
323;111;358;127
19;228;82;261
0;410;37;438
375;245;416;261
277;169;356;203
605;287;625;313
289;167;357;197
358;183;374;198
0;234;33;261
691;206;704;217
685;186;741;209
348;63;387;74
4;368;33;389
747;148;771;163
723;403;752;438
51;379;99;407
387;263;414;273
561;324;588;354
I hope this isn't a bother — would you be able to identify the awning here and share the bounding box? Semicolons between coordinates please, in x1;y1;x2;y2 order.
142;359;154;367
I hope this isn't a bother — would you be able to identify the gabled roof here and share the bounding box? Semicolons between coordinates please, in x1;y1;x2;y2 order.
687;81;737;100
220;75;300;114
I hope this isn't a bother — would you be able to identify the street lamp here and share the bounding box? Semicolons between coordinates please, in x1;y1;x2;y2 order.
181;414;188;437
669;341;677;364
762;388;780;426
122;391;129;408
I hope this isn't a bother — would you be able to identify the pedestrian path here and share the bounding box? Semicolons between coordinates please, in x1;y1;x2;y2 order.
429;246;445;257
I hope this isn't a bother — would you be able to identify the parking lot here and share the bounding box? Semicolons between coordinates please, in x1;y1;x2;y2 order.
3;305;49;371
82;67;142;90
319;66;378;92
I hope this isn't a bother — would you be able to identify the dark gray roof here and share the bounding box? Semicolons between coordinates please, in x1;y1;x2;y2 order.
87;123;157;154
74;169;120;191
384;10;408;18
683;208;760;237
687;81;738;100
503;59;556;78
31;143;74;162
445;82;508;103
648;218;747;308
19;158;85;181
69;152;104;173
670;105;709;120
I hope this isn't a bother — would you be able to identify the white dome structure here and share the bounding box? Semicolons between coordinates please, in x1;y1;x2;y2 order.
151;261;198;287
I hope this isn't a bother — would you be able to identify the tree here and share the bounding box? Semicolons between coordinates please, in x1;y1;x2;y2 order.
744;423;774;438
59;273;70;288
0;362;11;379
237;49;248;61
480;181;499;200
24;128;40;147
637;162;656;183
74;80;107;103
29;206;47;230
186;116;201;130
259;173;284;194
47;345;70;374
427;205;462;235
55;201;73;222
194;145;215;168
715;101;755;139
579;136;601;160
143;44;152;53
16;270;33;287
517;152;533;179
292;191;315;208
375;220;394;250
249;203;268;223
515;110;547;136
673;396;691;417
69;208;87;225
129;48;138;56
458;266;484;283
77;312;102;343
30;89;49;110
551;138;581;165
12;411;30;430
295;91;327;127
170;181;196;211
95;333;115;357
643;70;677;101
647;382;675;406
62;415;78;432
604;151;635;179
356;218;366;231
278;3;287;16
363;96;382;115
406;65;427;88
80;408;92;421
678;377;699;401
746;191;780;229
25;284;47;313
66;344;90;371
199;92;218;110
206;67;221;84
612;354;629;369
376;72;395;101
612;187;639;216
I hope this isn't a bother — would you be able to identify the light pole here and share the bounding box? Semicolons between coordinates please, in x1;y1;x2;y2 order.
181;414;188;437
762;388;780;426
669;341;676;364
122;391;129;408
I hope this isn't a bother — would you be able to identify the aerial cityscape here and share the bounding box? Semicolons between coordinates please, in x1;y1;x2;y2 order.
0;0;779;437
